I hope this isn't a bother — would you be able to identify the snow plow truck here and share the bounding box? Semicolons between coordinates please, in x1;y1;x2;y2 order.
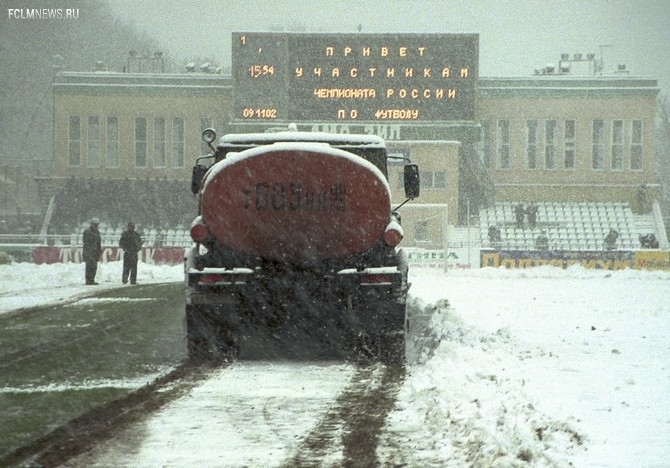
185;126;420;364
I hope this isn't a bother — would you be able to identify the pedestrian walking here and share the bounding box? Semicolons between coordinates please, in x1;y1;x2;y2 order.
82;217;102;285
119;222;143;284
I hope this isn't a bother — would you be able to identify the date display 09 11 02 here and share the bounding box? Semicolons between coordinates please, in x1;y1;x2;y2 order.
241;108;278;119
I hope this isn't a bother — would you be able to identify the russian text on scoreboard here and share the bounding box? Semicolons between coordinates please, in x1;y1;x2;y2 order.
232;32;479;122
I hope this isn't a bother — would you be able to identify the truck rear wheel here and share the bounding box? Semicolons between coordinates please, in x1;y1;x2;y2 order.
377;332;406;366
353;294;407;366
186;304;240;362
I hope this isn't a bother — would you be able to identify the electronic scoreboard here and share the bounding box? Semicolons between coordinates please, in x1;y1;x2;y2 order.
232;32;478;122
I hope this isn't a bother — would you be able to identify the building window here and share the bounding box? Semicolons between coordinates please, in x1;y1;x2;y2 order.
631;120;643;170
418;171;445;189
414;220;429;242
479;120;492;168
611;120;624;171
68;116;81;166
421;171;433;189
526;120;538;169
434;171;445;189
564;119;575;169
200;117;213;154
87;116;100;168
135;117;147;167
172;117;185;168
106;117;119;167
153;117;166;167
497;119;510;169
592;119;604;170
545;119;557;169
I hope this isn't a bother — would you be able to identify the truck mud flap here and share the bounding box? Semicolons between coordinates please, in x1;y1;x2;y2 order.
186;303;240;362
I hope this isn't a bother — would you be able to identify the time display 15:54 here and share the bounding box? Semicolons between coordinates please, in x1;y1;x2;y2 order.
247;65;275;78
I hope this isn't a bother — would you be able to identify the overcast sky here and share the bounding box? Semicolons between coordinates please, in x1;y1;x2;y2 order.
107;0;669;93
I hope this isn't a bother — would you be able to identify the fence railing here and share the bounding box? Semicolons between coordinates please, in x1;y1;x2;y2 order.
0;233;192;248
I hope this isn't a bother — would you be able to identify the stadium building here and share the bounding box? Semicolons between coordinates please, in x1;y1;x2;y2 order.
41;34;666;264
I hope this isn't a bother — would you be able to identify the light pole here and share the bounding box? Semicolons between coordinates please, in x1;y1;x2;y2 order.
466;198;471;267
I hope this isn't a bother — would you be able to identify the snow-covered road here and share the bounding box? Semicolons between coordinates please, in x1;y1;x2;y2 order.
2;261;669;466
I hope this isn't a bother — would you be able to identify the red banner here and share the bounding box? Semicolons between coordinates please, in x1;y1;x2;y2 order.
32;246;185;266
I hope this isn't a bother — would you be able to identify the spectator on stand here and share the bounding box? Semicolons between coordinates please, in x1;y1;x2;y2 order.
514;203;525;228
604;228;619;251
82;218;102;285
119;221;143;285
535;230;549;250
639;233;659;249
526;203;539;229
488;225;502;248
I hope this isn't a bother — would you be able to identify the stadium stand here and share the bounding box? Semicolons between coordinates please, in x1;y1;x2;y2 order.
479;201;668;251
39;177;196;247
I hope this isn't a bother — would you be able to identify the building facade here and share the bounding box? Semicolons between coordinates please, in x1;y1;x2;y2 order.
53;72;232;181
51;68;660;249
476;76;659;206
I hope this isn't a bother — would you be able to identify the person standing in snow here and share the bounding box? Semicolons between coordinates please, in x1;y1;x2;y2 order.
119;221;143;284
82;217;102;285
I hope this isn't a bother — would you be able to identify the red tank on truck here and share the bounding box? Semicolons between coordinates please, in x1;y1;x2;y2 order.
185;125;420;364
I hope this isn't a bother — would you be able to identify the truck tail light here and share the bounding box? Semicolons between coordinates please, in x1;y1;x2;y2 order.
361;274;392;285
190;221;209;243
200;274;224;284
383;221;404;247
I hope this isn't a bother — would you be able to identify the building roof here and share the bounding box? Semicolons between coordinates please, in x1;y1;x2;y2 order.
53;72;232;96
478;75;659;98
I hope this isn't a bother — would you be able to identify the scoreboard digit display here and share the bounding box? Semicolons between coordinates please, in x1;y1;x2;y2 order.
233;33;287;120
233;32;478;122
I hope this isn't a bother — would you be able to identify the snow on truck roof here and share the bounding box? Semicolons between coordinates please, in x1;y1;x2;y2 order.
207;142;391;194
217;131;386;149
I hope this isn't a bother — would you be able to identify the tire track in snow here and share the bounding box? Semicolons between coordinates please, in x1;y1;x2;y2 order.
1;361;218;467
285;362;405;467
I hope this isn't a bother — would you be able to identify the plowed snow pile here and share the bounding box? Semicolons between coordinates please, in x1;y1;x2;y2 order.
387;266;670;467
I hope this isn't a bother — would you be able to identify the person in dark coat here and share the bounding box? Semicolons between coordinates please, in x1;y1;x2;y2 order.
488;225;502;248
514;203;525;228
82;218;102;285
604;228;619;251
535;230;549;250
526;203;539;229
119;222;143;284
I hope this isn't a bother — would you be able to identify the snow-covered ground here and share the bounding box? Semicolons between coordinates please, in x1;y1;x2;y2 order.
1;260;669;466
0;261;182;315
